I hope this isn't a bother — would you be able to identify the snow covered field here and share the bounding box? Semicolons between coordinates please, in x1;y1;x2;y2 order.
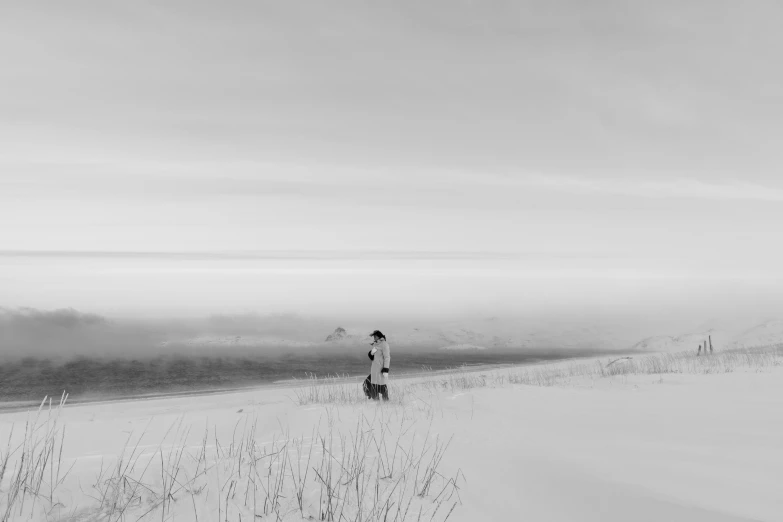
1;349;781;522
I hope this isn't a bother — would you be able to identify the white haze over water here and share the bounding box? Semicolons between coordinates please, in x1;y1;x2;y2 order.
2;1;783;342
2;251;782;343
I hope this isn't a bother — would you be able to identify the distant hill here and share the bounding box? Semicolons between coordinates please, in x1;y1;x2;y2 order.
733;319;783;348
161;336;316;349
324;327;368;344
164;320;638;352
631;330;729;353
438;344;487;351
162;318;783;354
632;320;783;353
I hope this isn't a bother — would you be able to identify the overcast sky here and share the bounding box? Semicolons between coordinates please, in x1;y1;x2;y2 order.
1;1;782;322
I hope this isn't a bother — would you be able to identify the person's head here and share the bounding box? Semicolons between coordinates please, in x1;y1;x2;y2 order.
370;330;386;342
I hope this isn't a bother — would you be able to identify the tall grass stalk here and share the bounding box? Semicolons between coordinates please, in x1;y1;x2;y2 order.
1;407;463;521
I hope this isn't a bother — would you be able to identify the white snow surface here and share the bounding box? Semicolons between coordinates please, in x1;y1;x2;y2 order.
1;363;781;521
633;320;783;353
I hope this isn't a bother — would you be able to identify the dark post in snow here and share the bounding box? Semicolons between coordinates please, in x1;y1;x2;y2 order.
709;335;713;354
697;344;702;356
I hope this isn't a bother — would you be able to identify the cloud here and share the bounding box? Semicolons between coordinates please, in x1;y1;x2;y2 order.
4;307;107;328
0;307;354;361
199;312;335;340
9;160;781;204
511;174;783;202
0;250;579;261
0;307;165;360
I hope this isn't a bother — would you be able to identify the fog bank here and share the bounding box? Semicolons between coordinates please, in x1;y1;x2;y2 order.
2;303;782;364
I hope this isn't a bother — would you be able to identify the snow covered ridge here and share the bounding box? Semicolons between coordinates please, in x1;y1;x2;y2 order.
161;336;316;348
323;327;369;344
160;327;370;348
161;319;783;352
438;344;487;351
632;331;727;353
632;320;783;353
316;326;624;350
165;327;371;347
736;319;783;347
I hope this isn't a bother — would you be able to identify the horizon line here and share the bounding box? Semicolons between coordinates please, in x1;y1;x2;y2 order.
0;249;626;261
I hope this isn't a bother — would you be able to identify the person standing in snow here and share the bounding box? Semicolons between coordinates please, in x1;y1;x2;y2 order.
364;330;390;401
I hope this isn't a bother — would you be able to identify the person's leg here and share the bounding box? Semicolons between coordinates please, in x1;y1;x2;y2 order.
380;385;389;401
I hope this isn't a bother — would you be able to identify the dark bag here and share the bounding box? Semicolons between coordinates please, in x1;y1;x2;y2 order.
362;374;372;398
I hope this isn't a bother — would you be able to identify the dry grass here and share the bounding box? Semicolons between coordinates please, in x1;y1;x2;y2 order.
0;405;463;521
291;374;413;407
293;345;783;404
505;344;783;388
0;393;74;522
